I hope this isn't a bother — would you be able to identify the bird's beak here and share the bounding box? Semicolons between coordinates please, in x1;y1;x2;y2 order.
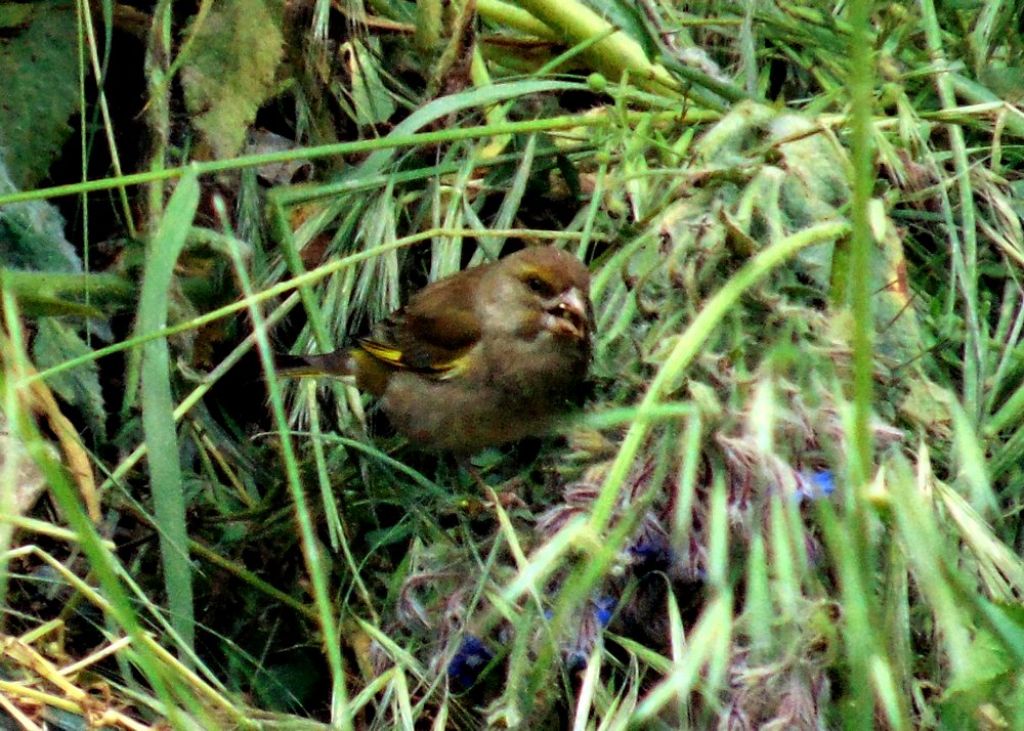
545;287;589;340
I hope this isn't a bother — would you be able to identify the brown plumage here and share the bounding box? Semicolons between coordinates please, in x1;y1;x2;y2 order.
290;246;593;454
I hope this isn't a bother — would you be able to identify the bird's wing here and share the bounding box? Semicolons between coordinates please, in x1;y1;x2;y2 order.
357;265;487;377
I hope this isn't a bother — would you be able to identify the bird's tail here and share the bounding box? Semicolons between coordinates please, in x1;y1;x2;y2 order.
274;350;355;379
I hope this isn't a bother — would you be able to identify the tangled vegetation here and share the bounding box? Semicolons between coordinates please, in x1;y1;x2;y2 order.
2;0;1024;728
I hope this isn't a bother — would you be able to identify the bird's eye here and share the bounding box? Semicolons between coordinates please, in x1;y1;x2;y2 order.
525;275;549;295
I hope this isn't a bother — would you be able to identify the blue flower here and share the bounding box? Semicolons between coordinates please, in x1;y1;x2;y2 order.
593;596;616;627
628;534;672;572
806;468;831;497
565;649;589;673
795;469;835;503
809;470;835;496
448;636;494;689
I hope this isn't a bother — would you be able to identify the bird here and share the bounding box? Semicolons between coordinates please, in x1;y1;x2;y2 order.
285;246;593;454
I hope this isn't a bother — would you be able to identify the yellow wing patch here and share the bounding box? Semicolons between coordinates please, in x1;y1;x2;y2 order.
358;339;405;368
358;338;469;378
435;356;468;379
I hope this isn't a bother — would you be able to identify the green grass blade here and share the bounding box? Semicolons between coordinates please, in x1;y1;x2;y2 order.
137;168;199;659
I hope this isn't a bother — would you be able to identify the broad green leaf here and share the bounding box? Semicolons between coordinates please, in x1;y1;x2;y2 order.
0;5;34;26
32;319;106;442
0;269;133;317
0;1;79;189
181;0;285;158
0;161;80;273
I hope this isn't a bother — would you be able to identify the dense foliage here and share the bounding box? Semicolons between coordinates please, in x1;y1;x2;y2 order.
2;0;1024;728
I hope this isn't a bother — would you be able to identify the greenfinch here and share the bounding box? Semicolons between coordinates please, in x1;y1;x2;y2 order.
289;246;593;454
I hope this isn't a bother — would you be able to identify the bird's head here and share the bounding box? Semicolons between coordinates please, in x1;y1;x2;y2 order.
483;247;593;344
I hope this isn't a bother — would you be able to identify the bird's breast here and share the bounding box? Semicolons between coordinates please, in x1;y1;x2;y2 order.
380;373;553;453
